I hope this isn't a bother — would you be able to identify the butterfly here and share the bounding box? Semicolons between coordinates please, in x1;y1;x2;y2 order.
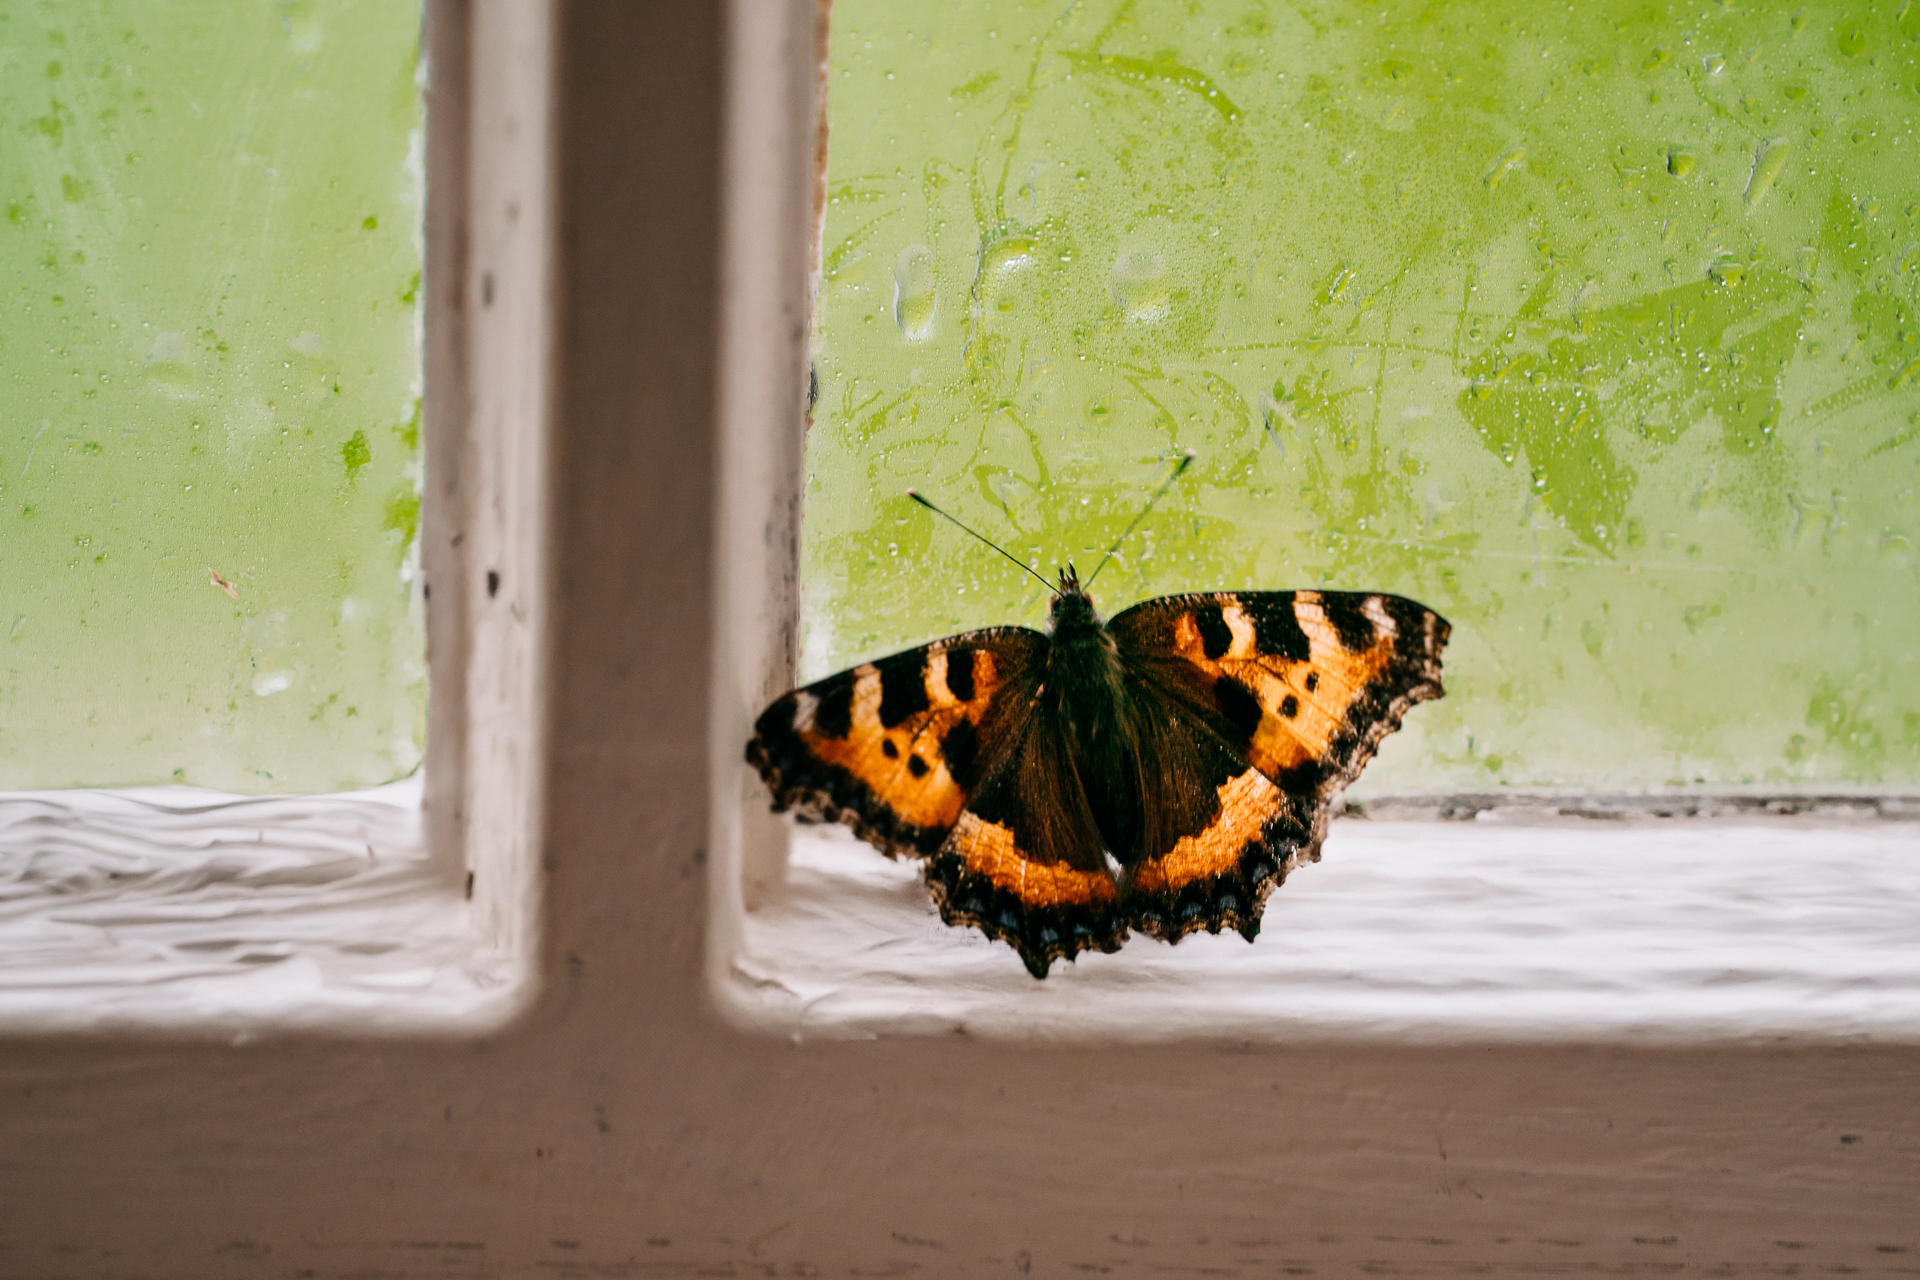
746;460;1449;978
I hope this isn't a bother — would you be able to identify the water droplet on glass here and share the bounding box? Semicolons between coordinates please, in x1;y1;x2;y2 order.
1112;248;1171;322
892;244;936;340
253;671;293;698
980;235;1038;278
1743;137;1790;207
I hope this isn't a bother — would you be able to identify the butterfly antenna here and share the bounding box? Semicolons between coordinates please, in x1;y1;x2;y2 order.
907;490;1060;597
1085;450;1196;588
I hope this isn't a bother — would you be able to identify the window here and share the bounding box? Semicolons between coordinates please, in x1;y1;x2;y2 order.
3;2;427;792
724;0;1920;1038
800;1;1919;794
0;0;542;1032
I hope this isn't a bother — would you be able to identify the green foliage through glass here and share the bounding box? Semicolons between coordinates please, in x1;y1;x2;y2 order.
1;2;424;791
806;0;1920;793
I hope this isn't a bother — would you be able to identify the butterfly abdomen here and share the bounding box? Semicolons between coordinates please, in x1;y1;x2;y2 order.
1039;589;1145;860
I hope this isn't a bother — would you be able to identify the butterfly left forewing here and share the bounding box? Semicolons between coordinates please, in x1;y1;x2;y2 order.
746;627;1045;858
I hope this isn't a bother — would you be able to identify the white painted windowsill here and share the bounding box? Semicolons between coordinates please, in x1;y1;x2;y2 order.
4;788;1915;1043
728;810;1920;1044
0;780;522;1036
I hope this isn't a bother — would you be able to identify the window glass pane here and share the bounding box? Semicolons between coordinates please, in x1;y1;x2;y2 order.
806;1;1920;792
1;2;424;791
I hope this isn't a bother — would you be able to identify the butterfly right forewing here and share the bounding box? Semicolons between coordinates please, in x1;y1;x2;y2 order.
1108;589;1449;941
1112;589;1447;837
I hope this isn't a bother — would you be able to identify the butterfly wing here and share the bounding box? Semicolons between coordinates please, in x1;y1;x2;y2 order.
750;626;1125;977
1107;590;1449;940
926;709;1129;978
747;627;1046;858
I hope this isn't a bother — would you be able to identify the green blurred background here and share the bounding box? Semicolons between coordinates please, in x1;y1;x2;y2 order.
806;0;1920;793
1;2;423;791
3;1;1914;797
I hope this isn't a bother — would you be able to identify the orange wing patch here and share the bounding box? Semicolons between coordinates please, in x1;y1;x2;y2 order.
941;812;1119;910
1166;592;1398;783
1129;768;1287;897
925;811;1127;978
1125;766;1301;943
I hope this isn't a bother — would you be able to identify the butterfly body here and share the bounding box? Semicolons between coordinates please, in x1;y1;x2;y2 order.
748;570;1448;978
1034;579;1136;859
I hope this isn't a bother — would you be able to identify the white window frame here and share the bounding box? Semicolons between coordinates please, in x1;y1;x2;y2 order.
1;2;1915;1268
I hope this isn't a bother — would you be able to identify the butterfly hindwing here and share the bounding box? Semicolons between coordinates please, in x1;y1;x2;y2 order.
746;627;1045;858
1110;688;1311;944
1110;590;1449;938
926;710;1129;978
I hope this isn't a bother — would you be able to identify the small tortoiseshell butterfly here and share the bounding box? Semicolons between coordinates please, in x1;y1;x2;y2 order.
747;458;1449;978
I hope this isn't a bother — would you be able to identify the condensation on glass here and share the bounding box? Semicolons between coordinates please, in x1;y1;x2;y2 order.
805;0;1920;793
0;2;425;791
